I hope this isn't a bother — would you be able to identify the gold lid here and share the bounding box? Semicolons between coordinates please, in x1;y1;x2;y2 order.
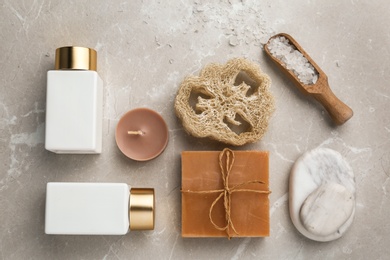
129;188;155;230
55;46;97;71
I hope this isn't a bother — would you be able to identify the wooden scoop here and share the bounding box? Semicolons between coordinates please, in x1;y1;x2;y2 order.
264;33;353;125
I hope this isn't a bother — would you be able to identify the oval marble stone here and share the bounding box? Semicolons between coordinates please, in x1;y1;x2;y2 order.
289;148;355;242
300;182;355;237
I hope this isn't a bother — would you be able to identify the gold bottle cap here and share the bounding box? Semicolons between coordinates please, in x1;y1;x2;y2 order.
55;46;97;71
129;188;155;230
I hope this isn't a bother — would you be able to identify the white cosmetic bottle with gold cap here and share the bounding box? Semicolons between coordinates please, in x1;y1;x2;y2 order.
45;46;103;153
45;183;155;235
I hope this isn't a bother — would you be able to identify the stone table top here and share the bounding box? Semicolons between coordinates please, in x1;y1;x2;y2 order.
1;0;389;259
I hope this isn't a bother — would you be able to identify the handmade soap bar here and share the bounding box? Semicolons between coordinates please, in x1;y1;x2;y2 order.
181;149;270;238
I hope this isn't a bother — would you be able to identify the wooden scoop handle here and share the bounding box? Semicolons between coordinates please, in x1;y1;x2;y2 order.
312;85;353;125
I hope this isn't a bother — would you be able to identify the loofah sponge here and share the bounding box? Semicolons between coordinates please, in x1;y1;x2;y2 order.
175;58;274;146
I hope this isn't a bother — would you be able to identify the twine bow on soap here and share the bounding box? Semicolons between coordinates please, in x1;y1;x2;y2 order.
182;148;271;239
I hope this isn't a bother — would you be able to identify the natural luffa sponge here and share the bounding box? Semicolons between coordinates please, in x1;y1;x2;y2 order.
175;58;274;146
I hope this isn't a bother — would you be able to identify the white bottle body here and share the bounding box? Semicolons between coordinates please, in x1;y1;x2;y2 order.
45;70;103;154
45;183;130;235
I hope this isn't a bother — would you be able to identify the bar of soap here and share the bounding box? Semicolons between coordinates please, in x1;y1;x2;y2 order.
181;150;270;238
289;148;355;242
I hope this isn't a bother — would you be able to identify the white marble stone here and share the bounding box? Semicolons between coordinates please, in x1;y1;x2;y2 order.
289;148;355;242
300;182;354;237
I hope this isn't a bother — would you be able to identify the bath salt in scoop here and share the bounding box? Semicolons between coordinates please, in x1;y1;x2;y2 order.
264;33;353;125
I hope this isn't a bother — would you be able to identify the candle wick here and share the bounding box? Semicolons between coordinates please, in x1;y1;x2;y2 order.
128;130;144;136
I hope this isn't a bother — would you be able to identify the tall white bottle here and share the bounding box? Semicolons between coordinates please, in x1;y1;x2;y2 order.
45;183;155;235
45;46;103;154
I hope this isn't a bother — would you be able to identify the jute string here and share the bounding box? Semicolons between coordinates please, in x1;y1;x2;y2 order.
182;148;271;239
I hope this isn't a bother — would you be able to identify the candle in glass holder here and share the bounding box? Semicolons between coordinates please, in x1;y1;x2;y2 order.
115;108;169;161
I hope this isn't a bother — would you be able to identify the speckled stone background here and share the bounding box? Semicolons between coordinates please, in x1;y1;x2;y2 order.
1;0;389;259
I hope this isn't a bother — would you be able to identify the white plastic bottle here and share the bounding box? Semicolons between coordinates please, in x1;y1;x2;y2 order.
45;182;155;235
45;46;103;154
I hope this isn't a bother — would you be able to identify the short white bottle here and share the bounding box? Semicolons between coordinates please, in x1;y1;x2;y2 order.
45;46;103;154
45;182;155;235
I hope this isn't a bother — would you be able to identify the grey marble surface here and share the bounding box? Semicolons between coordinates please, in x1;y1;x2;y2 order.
1;0;389;259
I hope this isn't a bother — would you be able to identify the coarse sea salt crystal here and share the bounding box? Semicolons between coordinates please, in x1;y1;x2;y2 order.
268;36;319;85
